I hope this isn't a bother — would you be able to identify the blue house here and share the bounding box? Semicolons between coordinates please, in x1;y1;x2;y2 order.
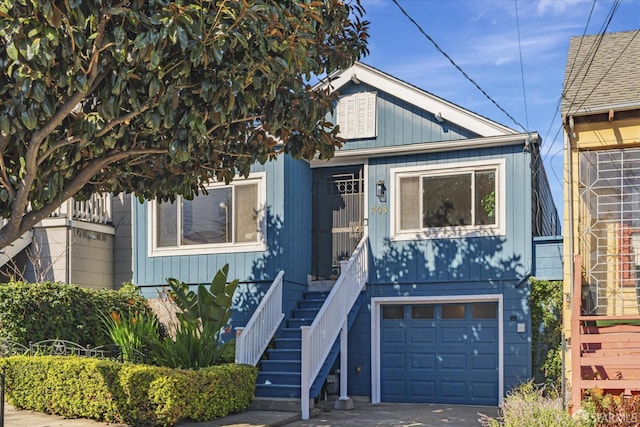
131;62;560;417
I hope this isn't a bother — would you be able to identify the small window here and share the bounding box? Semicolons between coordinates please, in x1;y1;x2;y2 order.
382;305;404;320
441;304;465;319
411;305;435;319
472;303;497;319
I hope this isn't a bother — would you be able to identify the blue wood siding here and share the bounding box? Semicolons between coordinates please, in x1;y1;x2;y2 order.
533;236;563;281
345;142;535;396
367;144;533;284
334;82;479;151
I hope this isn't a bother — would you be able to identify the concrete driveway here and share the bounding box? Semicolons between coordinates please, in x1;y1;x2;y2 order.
282;401;499;427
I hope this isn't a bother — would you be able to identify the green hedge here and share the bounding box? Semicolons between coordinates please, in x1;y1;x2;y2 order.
0;281;149;346
1;355;257;426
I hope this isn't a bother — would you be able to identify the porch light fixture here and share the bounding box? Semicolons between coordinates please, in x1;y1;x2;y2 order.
376;180;386;202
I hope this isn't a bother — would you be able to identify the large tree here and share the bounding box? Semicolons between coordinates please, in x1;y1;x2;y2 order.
0;0;368;249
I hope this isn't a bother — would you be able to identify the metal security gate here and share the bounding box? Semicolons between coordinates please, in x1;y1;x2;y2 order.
312;166;364;280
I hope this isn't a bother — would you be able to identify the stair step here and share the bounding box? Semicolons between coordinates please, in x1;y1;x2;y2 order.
277;328;302;339
255;383;301;399
266;349;301;360
257;371;301;386
303;291;329;300
291;308;320;318
273;338;301;350
286;318;314;329
297;299;325;309
260;359;302;372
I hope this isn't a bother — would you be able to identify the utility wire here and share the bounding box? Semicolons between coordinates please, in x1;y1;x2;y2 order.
562;0;621;113
514;0;529;133
391;0;527;133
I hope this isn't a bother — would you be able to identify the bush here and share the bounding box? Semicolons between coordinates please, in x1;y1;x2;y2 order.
1;355;257;426
479;381;580;427
580;392;640;427
0;281;149;347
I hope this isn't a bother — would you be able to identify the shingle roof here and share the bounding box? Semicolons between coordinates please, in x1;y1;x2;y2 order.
561;30;640;115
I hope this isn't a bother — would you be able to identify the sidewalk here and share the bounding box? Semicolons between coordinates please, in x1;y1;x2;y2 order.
3;400;498;427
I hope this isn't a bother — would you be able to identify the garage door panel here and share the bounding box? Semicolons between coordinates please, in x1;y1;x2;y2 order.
381;329;405;343
381;353;405;369
469;327;498;342
439;353;467;369
472;353;498;370
470;382;499;399
410;381;436;399
410;353;436;369
439;381;466;399
380;301;499;405
409;327;436;343
439;326;468;343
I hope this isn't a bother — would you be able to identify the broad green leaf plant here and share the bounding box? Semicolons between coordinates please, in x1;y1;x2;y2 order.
0;0;369;249
154;263;239;369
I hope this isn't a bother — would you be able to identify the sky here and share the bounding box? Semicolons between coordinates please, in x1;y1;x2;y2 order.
359;0;640;220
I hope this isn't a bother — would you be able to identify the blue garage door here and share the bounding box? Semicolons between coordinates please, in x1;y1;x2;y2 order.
380;302;499;405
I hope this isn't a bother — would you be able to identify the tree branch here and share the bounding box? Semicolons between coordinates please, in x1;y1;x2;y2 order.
36;136;84;166
1;148;168;249
95;106;150;138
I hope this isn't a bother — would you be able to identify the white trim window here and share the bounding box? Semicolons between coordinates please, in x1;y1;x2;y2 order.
390;160;505;239
150;174;266;255
337;91;377;139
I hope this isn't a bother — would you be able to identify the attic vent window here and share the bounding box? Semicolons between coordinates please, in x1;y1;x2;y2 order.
336;92;377;140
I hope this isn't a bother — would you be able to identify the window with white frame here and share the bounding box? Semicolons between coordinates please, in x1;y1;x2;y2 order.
391;160;504;238
336;92;377;139
151;175;264;254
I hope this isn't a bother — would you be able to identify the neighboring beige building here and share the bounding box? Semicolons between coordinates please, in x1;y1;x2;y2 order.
561;30;640;411
0;193;132;289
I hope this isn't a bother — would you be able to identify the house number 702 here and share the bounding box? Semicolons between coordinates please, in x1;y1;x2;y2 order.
371;206;388;215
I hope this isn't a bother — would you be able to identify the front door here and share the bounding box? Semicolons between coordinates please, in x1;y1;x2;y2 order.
312;166;364;280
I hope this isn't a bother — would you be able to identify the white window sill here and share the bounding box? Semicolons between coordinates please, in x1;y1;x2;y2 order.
390;226;505;241
149;242;267;257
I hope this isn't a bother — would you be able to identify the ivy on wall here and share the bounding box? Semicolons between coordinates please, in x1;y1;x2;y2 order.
529;278;563;391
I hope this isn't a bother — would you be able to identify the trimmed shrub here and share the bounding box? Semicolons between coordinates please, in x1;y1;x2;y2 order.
1;355;257;426
0;281;148;347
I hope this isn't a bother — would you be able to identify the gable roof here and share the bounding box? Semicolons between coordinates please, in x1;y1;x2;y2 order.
561;30;640;116
317;62;517;137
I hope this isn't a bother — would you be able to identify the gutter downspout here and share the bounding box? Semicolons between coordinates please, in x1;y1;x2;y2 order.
563;115;576;409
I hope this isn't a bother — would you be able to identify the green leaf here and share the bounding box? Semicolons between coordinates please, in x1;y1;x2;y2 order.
6;42;18;60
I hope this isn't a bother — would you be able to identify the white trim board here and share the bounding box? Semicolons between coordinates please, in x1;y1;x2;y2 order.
370;294;504;406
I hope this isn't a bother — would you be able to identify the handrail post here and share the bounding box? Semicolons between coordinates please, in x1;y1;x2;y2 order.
570;255;582;412
334;320;354;410
235;327;245;364
301;326;311;420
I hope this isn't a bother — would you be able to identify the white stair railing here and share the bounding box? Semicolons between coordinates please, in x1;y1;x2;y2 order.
235;271;285;366
301;233;368;420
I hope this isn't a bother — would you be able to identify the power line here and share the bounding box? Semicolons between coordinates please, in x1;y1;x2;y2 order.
562;0;621;114
391;0;527;133
514;0;529;132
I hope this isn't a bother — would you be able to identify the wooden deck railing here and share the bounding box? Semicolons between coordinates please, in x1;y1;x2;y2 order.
571;255;640;411
300;233;368;420
50;193;112;224
234;271;285;366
